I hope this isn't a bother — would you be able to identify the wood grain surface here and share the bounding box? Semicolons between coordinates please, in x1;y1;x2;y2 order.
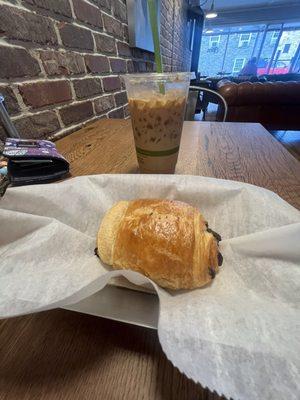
0;310;224;400
1;119;299;400
56;119;300;208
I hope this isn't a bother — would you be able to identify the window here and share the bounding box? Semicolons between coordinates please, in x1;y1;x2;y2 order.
238;33;252;47
198;22;300;78
232;58;245;73
270;31;280;45
209;35;221;49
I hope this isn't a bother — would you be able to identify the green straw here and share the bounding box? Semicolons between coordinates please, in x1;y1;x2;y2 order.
147;0;165;94
147;0;163;73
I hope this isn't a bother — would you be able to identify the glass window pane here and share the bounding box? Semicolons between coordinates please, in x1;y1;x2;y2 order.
198;22;300;77
257;30;280;75
270;30;300;74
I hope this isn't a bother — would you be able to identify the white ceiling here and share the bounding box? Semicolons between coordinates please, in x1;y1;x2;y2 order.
202;0;296;11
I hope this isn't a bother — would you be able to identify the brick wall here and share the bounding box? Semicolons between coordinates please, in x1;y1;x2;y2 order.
0;0;191;143
161;0;191;72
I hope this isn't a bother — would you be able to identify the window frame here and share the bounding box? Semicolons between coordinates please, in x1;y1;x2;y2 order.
238;33;252;47
270;31;280;45
282;43;291;53
232;57;246;73
209;35;221;49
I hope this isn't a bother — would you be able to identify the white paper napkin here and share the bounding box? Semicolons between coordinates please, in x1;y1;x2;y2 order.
1;174;299;400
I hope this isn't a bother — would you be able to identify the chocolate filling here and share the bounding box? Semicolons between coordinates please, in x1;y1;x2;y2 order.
208;267;216;279
218;252;223;267
94;247;99;258
207;228;222;243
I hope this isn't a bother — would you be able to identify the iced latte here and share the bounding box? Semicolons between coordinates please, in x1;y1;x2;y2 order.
123;73;190;173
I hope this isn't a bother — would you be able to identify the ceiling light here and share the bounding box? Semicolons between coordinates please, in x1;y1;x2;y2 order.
206;29;213;33
205;0;218;19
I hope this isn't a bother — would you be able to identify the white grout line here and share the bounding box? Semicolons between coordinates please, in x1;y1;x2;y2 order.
55;92;120;110
91;31;97;53
83;0;102;8
0;38;25;49
55;108;65;129
30;48;47;78
0;0;157;139
49;114;107;141
7;90;123;121
53;22;63;46
0;74;122;86
68;79;76;101
0;0;126;43
0;0;29;11
91;100;96;115
11;86;29;113
68;0;76;19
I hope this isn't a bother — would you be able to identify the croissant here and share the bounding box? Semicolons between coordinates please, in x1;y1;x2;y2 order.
97;199;222;290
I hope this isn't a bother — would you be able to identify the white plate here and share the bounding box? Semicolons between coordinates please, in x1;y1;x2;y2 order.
63;284;159;329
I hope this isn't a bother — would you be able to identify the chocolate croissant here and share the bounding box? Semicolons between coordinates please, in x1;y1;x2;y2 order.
97;199;222;290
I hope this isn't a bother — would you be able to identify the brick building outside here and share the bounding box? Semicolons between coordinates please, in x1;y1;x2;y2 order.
198;25;300;77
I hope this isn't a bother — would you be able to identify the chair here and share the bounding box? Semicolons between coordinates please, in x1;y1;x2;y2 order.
216;80;300;130
185;86;228;122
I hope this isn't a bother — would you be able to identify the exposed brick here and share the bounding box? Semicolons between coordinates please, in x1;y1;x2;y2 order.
133;60;138;72
0;87;20;115
114;91;127;107
23;0;72;18
40;50;85;76
102;14;123;39
14;111;60;139
73;78;103;99
120;78;125;90
123;24;129;42
59;23;94;50
146;62;154;72
0;47;40;79
110;58;126;73
102;77;121;92
94;33;116;54
90;0;111;12
73;0;103;28
162;55;171;65
20;81;72;108
60;102;94;126
143;51;155;61
108;107;124;119
132;48;143;59
138;61;147;72
94;95;115;114
123;104;129;118
0;5;58;45
117;42;132;57
85;55;110;74
0;0;190;144
127;60;134;73
0;126;6;143
113;0;127;22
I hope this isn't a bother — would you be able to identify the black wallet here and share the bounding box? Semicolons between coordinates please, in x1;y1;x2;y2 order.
3;138;69;185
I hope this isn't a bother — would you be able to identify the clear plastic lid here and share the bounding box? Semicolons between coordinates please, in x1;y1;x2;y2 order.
122;72;192;84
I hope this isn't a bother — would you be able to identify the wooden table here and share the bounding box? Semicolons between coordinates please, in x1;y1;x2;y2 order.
1;120;299;400
56;119;300;208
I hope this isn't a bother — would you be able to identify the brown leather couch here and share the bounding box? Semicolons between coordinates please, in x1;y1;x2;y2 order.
216;80;300;130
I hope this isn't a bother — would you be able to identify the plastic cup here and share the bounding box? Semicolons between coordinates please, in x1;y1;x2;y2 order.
123;72;190;174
